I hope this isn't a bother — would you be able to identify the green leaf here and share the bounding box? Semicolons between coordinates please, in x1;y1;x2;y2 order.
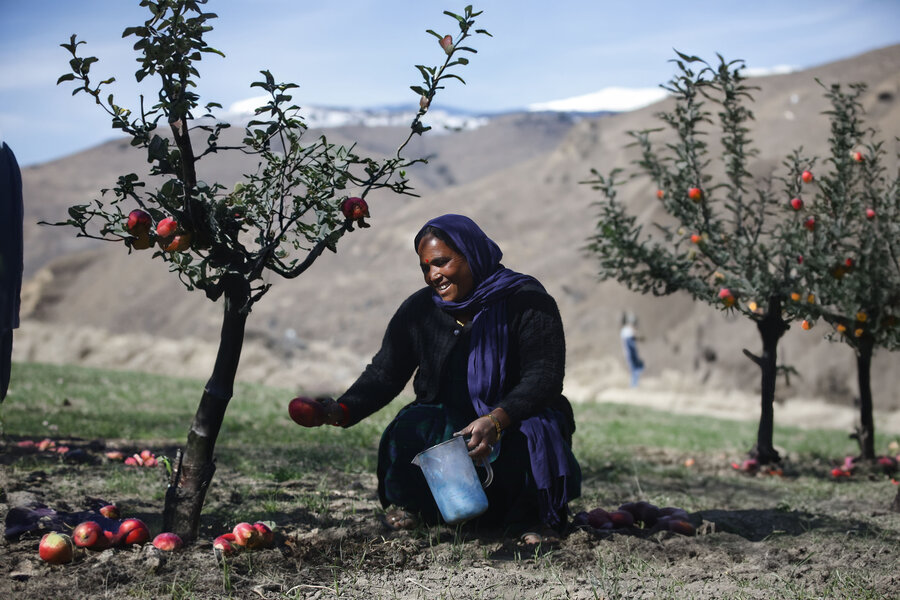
56;73;76;85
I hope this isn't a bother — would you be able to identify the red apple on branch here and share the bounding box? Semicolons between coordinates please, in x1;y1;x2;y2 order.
687;187;703;202
126;209;152;235
801;170;814;183
439;34;454;54
340;197;369;220
156;217;178;238
790;197;803;211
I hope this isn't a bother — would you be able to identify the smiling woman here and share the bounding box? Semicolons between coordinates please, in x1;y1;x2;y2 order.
298;214;581;544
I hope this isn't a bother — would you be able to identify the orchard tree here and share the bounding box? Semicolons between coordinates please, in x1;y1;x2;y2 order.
584;53;811;466
47;0;490;540
785;82;900;460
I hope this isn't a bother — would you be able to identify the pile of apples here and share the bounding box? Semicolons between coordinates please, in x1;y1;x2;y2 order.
38;506;185;565
830;454;899;479
212;522;274;558
574;501;695;536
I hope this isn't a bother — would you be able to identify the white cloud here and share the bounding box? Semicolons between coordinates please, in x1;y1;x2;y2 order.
527;87;669;113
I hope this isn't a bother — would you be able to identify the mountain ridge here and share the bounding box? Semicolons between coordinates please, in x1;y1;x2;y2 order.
14;44;900;412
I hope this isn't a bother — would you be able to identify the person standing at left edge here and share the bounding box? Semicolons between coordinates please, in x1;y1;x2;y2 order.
0;131;24;401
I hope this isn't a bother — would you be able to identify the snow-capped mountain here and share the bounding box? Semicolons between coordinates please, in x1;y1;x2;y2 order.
223;96;490;133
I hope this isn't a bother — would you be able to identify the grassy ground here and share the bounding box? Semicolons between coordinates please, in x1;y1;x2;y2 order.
2;361;899;599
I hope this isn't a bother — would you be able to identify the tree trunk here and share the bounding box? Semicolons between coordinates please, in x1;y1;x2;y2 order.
854;336;876;460
163;276;250;541
747;298;789;465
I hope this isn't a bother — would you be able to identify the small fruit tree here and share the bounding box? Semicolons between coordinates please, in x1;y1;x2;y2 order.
48;0;490;540
584;53;811;465
785;82;900;460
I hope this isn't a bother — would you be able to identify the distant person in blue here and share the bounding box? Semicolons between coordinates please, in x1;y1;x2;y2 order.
0;132;24;401
620;312;644;387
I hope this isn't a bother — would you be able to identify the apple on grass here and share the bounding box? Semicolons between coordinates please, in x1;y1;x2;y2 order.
39;532;75;564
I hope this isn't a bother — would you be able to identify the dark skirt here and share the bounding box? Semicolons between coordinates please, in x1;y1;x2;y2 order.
377;402;581;535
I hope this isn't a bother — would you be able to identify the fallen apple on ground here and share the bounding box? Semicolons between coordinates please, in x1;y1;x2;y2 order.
232;522;263;549
213;533;238;557
39;532;75;564
152;532;184;551
115;518;150;546
253;522;274;547
72;521;106;550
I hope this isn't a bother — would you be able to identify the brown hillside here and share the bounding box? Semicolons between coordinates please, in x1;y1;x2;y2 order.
14;45;900;416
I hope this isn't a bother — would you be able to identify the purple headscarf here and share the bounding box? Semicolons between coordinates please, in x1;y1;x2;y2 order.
414;214;572;526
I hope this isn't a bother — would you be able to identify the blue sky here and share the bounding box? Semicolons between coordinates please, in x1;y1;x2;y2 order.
2;0;899;167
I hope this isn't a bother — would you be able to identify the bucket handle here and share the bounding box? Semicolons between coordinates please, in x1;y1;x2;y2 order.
454;433;493;489
478;457;493;489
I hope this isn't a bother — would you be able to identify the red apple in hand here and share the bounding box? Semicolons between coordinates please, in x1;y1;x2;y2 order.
73;521;105;550
115;518;150;546
152;532;184;551
39;532;75;564
289;396;326;427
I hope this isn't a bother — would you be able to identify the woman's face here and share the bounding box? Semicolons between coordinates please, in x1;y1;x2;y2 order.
417;234;475;302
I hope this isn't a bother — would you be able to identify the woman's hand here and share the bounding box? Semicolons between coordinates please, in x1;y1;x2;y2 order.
454;409;509;460
317;397;346;426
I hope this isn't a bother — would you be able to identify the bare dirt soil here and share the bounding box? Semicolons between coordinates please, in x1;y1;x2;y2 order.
2;436;899;599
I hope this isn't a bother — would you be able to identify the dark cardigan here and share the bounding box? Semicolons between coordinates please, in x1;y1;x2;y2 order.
338;280;575;437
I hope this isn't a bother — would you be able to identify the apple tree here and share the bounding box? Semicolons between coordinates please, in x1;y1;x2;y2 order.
784;81;900;461
584;53;812;466
48;0;490;540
